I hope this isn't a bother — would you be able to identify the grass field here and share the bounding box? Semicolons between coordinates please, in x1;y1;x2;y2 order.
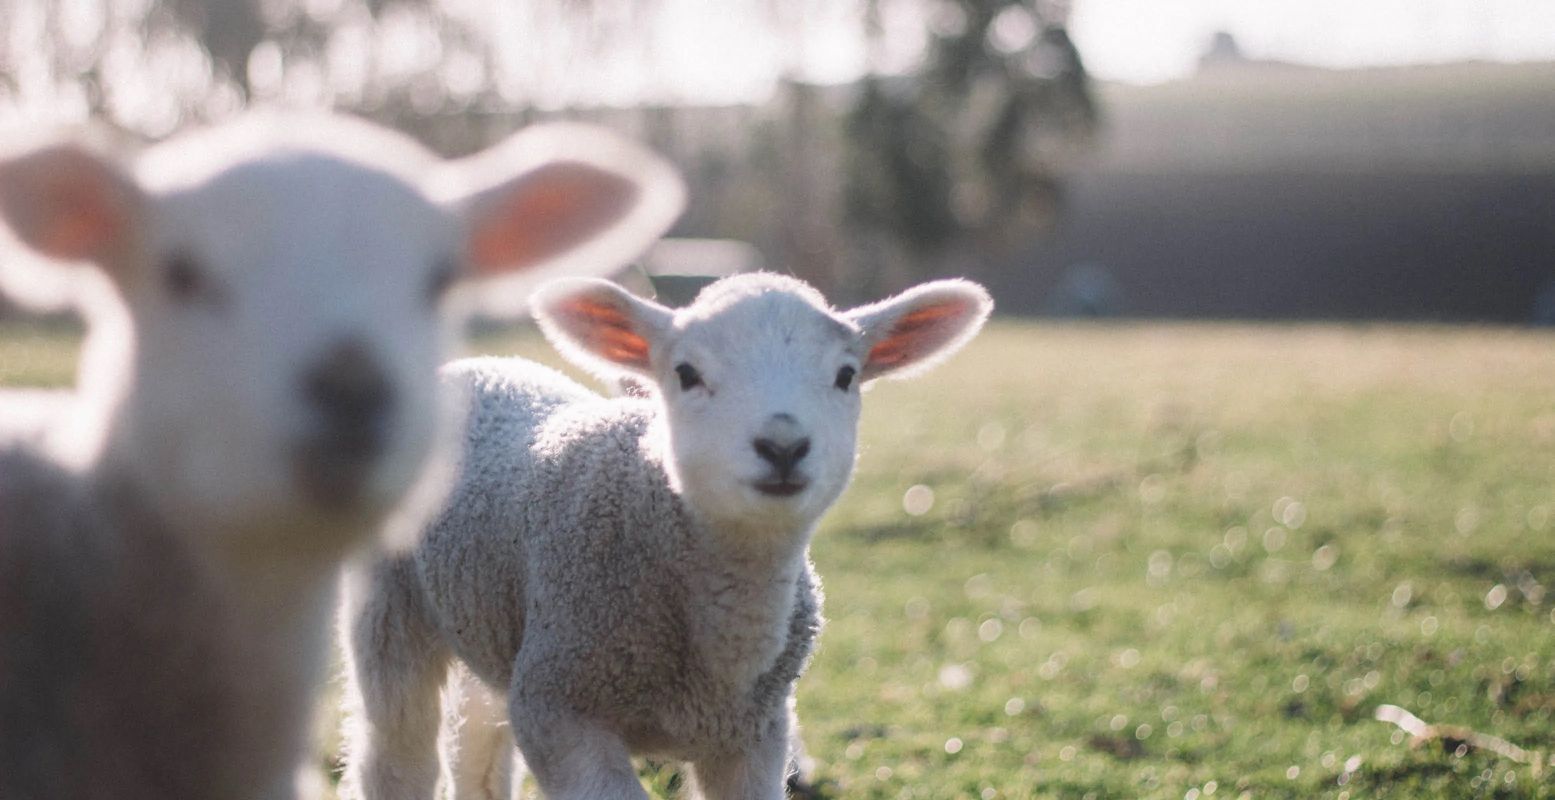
6;320;1555;799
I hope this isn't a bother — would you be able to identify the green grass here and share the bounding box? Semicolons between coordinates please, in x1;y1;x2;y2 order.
9;320;1555;798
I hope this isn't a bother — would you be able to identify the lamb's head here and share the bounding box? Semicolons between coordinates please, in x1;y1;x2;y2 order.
533;272;991;535
0;117;683;540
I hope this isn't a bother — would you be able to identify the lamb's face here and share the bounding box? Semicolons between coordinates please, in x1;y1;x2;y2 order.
0;116;685;544
124;153;458;533
657;289;864;529
532;272;993;540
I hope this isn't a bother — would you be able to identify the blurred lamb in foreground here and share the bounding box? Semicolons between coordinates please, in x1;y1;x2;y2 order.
340;272;991;800
0;113;683;800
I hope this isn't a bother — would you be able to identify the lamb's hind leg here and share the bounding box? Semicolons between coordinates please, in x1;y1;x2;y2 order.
339;556;451;800
440;665;517;800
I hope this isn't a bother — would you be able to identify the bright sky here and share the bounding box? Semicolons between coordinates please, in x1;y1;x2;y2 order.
6;0;1555;125
1069;0;1555;84
637;0;1555;105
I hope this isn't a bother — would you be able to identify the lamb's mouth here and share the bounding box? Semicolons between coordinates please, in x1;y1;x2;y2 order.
753;479;808;498
293;432;383;511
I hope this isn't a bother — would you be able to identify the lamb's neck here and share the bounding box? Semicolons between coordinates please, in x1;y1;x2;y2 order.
92;462;340;780
93;458;343;655
202;536;340;765
682;517;813;690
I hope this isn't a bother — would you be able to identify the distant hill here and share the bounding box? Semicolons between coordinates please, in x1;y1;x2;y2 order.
1092;61;1555;173
995;61;1555;323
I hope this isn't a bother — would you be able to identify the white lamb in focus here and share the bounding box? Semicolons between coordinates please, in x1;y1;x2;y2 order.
0;115;683;800
341;272;991;800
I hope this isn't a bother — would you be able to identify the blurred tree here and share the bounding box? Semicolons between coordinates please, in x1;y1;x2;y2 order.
843;0;1096;287
165;0;265;93
0;0;1095;302
845;77;958;253
0;0;661;136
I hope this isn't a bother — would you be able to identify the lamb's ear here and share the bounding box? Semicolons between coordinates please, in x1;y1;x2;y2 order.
846;279;993;382
530;277;674;381
434;124;685;315
0;142;143;272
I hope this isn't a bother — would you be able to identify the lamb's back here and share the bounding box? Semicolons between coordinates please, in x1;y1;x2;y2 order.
414;357;673;683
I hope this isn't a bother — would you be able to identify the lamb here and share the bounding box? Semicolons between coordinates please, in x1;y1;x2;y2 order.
0;114;683;800
340;271;992;800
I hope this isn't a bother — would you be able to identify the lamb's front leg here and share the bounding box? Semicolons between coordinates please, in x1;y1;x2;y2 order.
339;558;451;800
509;692;646;800
688;714;792;800
441;666;516;800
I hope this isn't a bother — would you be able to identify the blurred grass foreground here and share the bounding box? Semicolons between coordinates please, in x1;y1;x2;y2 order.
7;319;1555;798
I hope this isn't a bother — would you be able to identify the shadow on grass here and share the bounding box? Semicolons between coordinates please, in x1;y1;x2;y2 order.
844;433;1202;548
1349;753;1466;792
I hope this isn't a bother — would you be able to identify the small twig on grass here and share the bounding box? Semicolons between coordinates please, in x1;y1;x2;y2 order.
1374;704;1552;771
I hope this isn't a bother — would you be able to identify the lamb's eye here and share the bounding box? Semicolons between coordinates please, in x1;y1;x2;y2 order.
163;251;207;303
675;363;703;391
426;257;459;304
834;365;857;391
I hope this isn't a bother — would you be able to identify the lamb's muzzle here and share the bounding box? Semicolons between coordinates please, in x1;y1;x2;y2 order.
294;337;397;508
752;414;811;496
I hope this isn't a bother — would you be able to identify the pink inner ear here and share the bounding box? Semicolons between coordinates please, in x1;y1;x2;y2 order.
0;148;133;264
39;179;124;262
555;295;652;368
866;300;969;369
468;161;639;276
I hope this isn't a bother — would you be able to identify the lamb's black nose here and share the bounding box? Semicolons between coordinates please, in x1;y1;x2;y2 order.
302;339;393;455
753;436;811;477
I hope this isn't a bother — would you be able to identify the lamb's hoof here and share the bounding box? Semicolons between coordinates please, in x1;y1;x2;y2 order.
787;773;830;799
